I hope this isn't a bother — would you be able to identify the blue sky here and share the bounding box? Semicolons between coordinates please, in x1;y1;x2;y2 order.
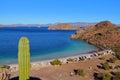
0;0;120;24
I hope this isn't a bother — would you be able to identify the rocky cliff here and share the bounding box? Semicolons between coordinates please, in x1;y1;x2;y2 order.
48;23;79;30
71;21;120;49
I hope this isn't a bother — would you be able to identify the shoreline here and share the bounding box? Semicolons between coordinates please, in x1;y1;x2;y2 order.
9;52;94;72
1;49;95;65
11;53;93;66
5;49;114;72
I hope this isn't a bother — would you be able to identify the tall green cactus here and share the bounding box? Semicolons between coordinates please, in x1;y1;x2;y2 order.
18;37;30;80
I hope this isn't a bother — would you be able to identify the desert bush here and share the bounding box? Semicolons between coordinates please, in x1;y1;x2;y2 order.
0;65;10;69
67;58;74;62
75;69;85;77
96;73;111;80
102;62;111;70
50;59;62;66
112;72;120;80
99;56;106;60
109;57;118;63
116;52;120;60
112;44;120;60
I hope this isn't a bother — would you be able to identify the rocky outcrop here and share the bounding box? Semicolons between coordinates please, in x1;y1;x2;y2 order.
71;21;120;49
0;67;11;80
48;23;79;30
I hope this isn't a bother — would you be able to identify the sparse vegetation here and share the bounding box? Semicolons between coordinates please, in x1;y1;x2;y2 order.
74;69;85;77
102;62;111;70
0;65;10;69
96;73;111;80
67;58;74;62
109;57;118;63
50;59;62;66
99;56;107;60
115;52;120;60
111;44;120;60
112;72;120;80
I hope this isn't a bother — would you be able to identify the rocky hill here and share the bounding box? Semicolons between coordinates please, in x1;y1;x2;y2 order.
48;23;79;30
71;21;120;49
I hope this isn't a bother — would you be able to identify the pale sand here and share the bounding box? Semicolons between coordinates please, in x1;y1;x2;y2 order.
10;54;120;80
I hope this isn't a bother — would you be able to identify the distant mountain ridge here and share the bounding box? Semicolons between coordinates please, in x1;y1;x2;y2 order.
0;22;119;28
0;24;53;27
0;22;98;27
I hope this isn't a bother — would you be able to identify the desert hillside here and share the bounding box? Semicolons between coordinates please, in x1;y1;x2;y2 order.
71;21;120;49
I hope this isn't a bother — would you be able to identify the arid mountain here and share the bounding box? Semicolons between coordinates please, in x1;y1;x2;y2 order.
48;23;79;30
0;22;97;27
71;21;120;49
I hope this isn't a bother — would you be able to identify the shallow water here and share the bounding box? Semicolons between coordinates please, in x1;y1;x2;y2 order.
0;27;96;64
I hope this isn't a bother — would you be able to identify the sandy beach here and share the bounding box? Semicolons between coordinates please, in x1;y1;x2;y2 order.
9;53;93;72
9;49;114;71
10;53;120;80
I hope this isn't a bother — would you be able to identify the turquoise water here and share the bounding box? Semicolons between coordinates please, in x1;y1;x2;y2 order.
0;27;96;64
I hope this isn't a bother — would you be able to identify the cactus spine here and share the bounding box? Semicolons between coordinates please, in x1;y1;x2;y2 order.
18;37;30;80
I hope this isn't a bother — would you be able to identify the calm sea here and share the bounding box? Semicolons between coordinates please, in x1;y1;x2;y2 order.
0;27;96;64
